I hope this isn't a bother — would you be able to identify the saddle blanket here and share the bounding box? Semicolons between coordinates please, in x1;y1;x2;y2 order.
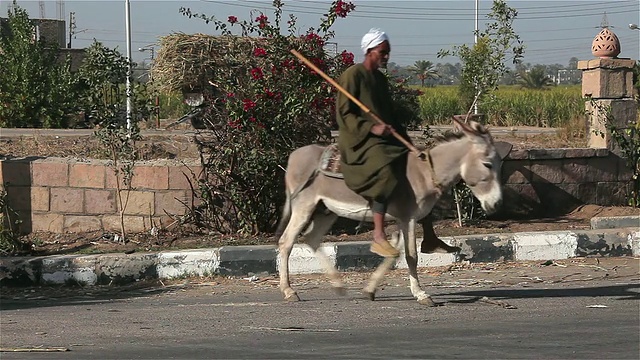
319;144;344;179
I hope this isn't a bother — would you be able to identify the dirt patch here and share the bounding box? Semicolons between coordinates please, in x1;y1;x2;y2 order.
0;128;584;160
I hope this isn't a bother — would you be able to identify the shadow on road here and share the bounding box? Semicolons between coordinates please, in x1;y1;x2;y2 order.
442;284;640;302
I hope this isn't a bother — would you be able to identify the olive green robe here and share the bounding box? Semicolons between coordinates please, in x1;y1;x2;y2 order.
335;63;409;203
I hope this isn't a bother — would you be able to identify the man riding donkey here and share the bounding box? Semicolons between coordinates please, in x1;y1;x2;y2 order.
336;28;455;258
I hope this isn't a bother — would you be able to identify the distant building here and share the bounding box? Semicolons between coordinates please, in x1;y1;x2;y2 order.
556;69;581;85
0;17;85;71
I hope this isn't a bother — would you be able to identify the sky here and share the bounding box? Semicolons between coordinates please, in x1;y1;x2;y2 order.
2;0;639;67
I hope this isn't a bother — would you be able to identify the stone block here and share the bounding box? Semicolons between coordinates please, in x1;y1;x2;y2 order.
562;158;589;184
31;213;64;232
101;215;148;233
217;246;277;276
586;157;619;182
580;66;635;99
529;149;566;160
513;231;578;261
596;182;629;206
63;215;102;232
32;161;68;187
586;99;638;154
530;160;564;184
563;148;597;159
5;186;31;211
104;167;126;190
501;160;530;184
121;191;155;215
50;187;84;213
0;159;31;186
85;189;117;214
155;190;188;216
132;165;169;190
69;163;105;188
31;186;50;212
575;182;598;204
505;149;529;160
168;164;203;190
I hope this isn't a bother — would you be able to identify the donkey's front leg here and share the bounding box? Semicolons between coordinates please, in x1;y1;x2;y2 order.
403;219;436;307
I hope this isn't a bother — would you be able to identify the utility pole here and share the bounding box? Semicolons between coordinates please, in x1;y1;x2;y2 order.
67;12;75;48
473;0;479;116
125;0;133;131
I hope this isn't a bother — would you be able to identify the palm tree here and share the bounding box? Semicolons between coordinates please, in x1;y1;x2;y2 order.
517;65;555;89
409;60;439;87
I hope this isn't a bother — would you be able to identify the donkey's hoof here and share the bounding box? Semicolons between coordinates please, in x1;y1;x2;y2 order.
418;296;438;307
334;286;347;296
284;293;300;302
363;290;376;301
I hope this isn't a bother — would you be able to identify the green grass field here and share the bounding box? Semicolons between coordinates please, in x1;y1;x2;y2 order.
417;85;585;128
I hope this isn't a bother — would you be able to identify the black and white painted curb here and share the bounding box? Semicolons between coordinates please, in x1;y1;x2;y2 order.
2;223;638;287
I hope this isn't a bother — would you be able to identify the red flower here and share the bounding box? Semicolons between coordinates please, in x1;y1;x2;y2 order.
335;1;356;18
253;47;267;57
249;116;257;123
304;33;324;47
340;50;354;66
250;67;264;80
243;99;256;111
255;14;269;29
228;16;238;24
282;59;296;69
227;92;235;98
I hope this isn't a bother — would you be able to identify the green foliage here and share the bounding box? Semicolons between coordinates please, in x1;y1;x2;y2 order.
437;0;524;112
179;0;358;234
388;77;423;130
418;85;584;128
0;186;26;255
79;42;152;240
0;5;79;128
408;60;439;87
158;91;191;120
517;65;555;89
590;99;640;207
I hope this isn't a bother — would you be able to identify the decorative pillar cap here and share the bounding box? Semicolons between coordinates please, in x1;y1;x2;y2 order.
591;28;621;59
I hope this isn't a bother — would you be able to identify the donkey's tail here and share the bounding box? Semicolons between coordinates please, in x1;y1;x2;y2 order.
274;168;319;241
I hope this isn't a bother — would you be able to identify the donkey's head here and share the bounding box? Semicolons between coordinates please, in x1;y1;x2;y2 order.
452;118;511;215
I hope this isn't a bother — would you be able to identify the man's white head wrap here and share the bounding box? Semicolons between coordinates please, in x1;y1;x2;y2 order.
361;28;389;54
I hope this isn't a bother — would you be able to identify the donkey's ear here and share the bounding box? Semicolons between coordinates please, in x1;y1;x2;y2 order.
452;116;477;136
494;141;513;160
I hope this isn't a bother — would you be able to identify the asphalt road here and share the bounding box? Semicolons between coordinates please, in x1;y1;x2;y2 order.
1;257;638;359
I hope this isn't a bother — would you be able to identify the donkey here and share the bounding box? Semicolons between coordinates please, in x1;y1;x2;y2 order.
276;118;511;306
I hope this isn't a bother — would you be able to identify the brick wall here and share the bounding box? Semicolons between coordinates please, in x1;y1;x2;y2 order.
0;148;633;234
0;158;202;234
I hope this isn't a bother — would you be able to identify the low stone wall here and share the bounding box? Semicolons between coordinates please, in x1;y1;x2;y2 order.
0;157;202;234
501;147;631;215
0;147;633;234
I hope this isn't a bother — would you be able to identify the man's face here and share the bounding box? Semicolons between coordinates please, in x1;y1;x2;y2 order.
368;40;391;69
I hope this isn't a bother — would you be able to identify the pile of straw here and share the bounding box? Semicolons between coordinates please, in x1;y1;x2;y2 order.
151;33;269;93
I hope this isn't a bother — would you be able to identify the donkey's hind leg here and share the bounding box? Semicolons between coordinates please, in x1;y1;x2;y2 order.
278;197;317;302
304;210;343;295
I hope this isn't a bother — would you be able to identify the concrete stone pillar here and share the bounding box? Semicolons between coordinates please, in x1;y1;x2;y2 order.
577;58;637;154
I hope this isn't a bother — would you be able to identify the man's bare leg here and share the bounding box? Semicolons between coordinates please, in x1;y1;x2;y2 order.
370;209;400;258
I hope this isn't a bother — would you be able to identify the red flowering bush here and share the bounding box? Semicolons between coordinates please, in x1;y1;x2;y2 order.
177;0;356;234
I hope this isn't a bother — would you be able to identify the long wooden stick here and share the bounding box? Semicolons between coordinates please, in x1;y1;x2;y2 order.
290;49;420;156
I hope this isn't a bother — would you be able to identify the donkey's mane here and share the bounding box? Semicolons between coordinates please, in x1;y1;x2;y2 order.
433;130;465;144
432;122;489;145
